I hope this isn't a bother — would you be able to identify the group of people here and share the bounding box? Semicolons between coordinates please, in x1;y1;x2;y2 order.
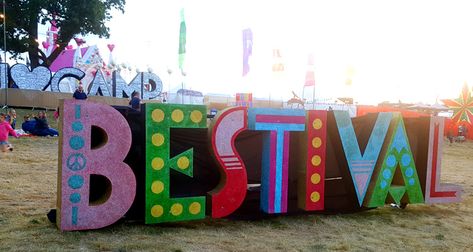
22;111;59;137
1;85;142;152
0;108;60;152
73;84;141;110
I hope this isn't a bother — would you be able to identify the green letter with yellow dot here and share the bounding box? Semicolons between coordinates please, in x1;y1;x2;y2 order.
146;104;207;223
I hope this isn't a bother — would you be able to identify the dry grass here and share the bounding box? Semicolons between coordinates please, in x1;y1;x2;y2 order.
0;109;472;251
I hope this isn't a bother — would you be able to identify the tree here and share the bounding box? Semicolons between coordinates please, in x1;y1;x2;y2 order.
0;0;125;67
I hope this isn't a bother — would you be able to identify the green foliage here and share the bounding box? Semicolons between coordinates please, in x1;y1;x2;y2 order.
0;0;125;67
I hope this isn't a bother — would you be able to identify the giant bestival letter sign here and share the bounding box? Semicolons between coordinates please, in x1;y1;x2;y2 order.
145;104;207;223
248;108;305;214
57;100;463;231
208;107;248;218
57;100;136;230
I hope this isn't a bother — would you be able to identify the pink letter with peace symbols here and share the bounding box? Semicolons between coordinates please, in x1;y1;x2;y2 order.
57;99;136;231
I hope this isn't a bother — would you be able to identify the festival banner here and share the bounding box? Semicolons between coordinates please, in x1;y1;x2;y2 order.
242;28;253;76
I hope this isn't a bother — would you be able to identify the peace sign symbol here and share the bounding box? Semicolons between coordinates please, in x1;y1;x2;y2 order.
66;153;87;171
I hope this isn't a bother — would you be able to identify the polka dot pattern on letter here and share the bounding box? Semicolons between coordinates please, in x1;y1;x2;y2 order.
152;133;165;147
171;203;183;216
401;154;411;166
311;173;321;185
177;156;190;170
189;202;201;215
151;157;164;170
310;192;320;202
311;155;321;166
313;119;322;130
151;205;164;217
69;135;85;150
152;109;165;123
68;175;84;189
171;109;184;123
312;137;322;148
151;180;164;194
190;110;203;123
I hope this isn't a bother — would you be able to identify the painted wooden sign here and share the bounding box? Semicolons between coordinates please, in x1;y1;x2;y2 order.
424;116;462;204
298;110;327;211
248;108;306;213
145;103;207;223
57;100;136;230
56;100;463;231
0;63;162;99
208;107;248;218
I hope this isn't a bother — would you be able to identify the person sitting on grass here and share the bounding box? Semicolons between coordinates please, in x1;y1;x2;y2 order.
0;112;18;152
6;109;17;129
33;111;59;137
22;115;36;134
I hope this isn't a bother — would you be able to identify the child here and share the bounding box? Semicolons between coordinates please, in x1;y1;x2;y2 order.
0;113;18;152
6;109;17;129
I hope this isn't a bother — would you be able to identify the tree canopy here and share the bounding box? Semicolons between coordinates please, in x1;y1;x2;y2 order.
0;0;125;67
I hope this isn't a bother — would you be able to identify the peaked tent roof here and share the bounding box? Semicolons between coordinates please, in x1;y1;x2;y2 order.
49;47;89;72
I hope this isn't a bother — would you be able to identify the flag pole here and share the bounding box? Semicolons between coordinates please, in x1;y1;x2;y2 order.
312;84;315;104
2;0;7;109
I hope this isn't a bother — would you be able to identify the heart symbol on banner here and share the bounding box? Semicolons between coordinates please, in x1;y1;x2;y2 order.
66;45;73;50
42;41;50;49
10;64;52;90
107;44;115;52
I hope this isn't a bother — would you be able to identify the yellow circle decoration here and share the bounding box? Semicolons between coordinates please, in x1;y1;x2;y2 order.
171;109;184;123
311;173;321;185
310;192;320;203
312;137;322;148
313;119;323;130
152;109;165;123
170;203;183;216
190;110;203;123
152;133;165;147
177;156;190;170
151;181;164;194
151;205;164;217
311;155;322;166
151;157;164;170
189;202;201;215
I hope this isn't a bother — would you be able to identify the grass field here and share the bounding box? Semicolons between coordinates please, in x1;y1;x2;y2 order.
0;109;472;251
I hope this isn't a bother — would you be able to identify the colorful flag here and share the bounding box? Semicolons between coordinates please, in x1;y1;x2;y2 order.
236;93;253;107
345;65;354;86
272;49;284;72
304;53;315;86
242;28;253;76
178;9;186;72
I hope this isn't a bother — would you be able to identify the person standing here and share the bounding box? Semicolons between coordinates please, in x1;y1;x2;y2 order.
73;85;88;100
0;113;18;152
129;91;141;110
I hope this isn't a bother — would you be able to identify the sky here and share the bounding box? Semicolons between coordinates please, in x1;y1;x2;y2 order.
46;0;473;104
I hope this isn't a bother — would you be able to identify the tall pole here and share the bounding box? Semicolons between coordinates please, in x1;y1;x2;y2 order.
2;0;6;108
